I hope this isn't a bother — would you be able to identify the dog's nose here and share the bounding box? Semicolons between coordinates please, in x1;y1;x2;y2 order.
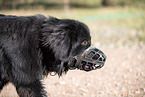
84;47;107;63
92;53;100;60
97;51;106;62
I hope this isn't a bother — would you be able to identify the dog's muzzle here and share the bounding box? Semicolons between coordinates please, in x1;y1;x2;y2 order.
69;46;107;71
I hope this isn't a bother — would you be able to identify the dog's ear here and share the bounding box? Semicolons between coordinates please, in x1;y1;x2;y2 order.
48;16;60;22
42;16;65;35
42;16;60;26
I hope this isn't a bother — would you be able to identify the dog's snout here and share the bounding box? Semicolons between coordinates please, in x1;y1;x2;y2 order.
69;46;107;71
85;51;95;58
92;53;100;60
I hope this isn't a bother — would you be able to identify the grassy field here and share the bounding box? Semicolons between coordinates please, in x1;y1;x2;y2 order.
0;5;145;97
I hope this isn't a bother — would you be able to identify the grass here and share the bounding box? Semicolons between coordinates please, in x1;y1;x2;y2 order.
0;6;145;49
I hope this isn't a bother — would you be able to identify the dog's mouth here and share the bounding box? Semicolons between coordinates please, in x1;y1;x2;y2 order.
69;46;107;71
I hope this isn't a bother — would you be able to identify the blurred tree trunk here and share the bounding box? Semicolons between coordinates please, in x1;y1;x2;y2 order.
64;0;70;16
25;0;33;3
1;0;17;9
1;0;9;9
102;0;111;6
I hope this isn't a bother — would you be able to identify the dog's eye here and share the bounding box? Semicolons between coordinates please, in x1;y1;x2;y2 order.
81;41;88;46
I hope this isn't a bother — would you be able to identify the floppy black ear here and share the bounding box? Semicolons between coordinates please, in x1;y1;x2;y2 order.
42;16;65;35
48;16;60;22
42;16;60;28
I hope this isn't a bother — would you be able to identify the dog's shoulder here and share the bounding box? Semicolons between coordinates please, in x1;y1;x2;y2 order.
33;14;47;20
0;14;6;17
0;14;17;18
0;14;47;21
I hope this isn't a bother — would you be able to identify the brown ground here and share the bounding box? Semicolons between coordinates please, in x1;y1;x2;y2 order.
0;48;145;97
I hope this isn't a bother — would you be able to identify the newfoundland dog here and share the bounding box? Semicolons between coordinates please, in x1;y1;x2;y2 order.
0;14;91;96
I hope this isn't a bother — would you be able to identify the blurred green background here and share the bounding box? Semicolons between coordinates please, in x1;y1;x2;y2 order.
0;0;145;49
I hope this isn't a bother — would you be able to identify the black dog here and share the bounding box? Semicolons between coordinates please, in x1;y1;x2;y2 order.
0;14;91;97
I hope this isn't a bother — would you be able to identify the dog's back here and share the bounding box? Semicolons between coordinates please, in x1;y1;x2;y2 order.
0;14;46;37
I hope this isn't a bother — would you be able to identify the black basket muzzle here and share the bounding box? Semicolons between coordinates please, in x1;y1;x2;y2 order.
69;46;107;71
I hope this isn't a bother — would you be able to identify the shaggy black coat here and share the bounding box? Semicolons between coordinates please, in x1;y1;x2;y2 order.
0;14;91;97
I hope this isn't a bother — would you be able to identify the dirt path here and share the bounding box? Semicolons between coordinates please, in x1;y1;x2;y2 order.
0;48;145;97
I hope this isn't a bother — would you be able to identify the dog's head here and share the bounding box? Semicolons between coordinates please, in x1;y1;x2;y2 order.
41;17;91;61
41;17;106;76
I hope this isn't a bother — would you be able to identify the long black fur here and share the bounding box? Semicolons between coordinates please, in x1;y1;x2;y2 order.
0;14;91;97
